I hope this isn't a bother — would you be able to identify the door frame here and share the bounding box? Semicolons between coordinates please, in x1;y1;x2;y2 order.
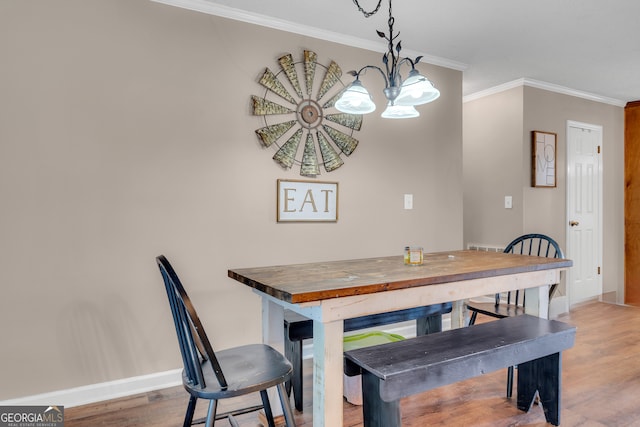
565;120;603;308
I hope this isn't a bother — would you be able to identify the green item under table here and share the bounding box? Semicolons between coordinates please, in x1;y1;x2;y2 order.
343;331;405;405
343;331;405;351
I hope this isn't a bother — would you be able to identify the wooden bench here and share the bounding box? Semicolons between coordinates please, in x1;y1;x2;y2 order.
284;303;452;411
344;314;576;427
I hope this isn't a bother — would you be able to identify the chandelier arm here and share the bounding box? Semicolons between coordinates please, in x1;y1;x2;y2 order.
392;57;417;84
354;65;391;89
397;57;416;70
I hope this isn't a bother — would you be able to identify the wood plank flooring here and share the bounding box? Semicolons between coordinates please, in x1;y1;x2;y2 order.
65;301;640;426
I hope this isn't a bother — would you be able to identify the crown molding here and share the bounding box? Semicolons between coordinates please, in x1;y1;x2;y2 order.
150;0;468;72
152;1;623;106
464;78;626;107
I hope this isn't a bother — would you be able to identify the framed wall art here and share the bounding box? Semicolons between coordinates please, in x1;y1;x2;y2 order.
277;179;338;222
251;50;362;177
532;130;557;188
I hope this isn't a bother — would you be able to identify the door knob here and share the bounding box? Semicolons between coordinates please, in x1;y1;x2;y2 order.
569;220;579;226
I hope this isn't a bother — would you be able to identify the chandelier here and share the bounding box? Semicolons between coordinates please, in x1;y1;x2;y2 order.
335;0;440;119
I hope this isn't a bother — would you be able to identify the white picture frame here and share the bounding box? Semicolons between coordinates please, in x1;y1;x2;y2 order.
277;179;338;222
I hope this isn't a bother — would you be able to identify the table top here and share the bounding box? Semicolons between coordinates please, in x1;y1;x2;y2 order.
228;250;572;304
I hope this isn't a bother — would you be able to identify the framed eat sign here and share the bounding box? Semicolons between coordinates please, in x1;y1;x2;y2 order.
277;179;338;222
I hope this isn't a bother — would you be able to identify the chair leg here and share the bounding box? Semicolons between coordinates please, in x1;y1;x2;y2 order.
284;328;294;395
205;399;218;427
507;366;514;398
468;311;478;326
277;382;297;427
183;395;198;427
285;337;304;411
260;389;276;427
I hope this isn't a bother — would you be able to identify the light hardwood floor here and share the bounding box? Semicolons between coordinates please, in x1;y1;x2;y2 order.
65;301;640;426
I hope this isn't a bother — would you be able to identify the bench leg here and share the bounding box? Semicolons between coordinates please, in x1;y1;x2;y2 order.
284;332;304;412
516;352;562;426
416;314;443;336
361;371;401;427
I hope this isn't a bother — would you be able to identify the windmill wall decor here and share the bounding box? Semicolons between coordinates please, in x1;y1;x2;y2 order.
251;50;363;177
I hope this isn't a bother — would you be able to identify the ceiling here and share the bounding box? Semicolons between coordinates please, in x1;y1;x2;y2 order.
155;0;640;106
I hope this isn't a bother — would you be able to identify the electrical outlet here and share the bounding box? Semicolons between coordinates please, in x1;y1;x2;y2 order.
404;194;413;210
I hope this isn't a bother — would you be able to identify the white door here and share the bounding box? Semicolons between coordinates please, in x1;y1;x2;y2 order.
566;121;603;306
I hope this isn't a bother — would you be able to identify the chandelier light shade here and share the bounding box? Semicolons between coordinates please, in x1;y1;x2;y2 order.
395;70;441;106
381;103;419;119
335;0;440;119
334;79;376;114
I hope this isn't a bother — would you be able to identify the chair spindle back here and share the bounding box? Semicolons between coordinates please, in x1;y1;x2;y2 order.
156;255;228;390
500;234;564;305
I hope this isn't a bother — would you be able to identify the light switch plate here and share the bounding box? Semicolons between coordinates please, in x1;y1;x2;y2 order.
404;194;413;210
505;196;513;209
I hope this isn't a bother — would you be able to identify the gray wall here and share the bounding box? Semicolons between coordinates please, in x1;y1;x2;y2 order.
463;85;624;299
0;0;463;399
463;87;525;246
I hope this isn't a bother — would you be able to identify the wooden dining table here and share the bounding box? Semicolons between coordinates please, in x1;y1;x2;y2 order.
228;249;572;427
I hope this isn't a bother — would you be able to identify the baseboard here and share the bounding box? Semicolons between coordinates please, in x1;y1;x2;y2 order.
0;369;182;408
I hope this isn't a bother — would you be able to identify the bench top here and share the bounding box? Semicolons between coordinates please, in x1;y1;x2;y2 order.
344;314;576;383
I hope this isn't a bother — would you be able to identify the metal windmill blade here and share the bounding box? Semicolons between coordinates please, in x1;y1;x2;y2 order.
255;120;296;147
325;113;363;131
322;124;359;156
316;61;342;101
251;95;295;115
259;68;297;104
300;132;320;177
273;128;303;169
278;53;303;99
317;131;345;172
304;50;317;99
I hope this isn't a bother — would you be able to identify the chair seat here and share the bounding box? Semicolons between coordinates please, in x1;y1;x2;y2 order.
466;301;526;319
184;343;293;400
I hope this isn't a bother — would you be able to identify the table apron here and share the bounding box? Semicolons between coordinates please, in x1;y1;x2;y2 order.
305;268;560;323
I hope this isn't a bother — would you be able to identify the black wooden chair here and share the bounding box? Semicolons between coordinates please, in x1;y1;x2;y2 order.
156;255;296;427
466;233;564;398
284;303;452;411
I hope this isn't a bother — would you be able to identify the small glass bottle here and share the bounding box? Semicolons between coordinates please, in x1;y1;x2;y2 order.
405;246;423;265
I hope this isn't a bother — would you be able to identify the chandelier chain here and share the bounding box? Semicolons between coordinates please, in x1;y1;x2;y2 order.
352;0;383;18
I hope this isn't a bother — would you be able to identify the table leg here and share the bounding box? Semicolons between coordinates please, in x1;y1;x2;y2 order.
313;318;344;427
451;300;466;329
524;285;549;319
